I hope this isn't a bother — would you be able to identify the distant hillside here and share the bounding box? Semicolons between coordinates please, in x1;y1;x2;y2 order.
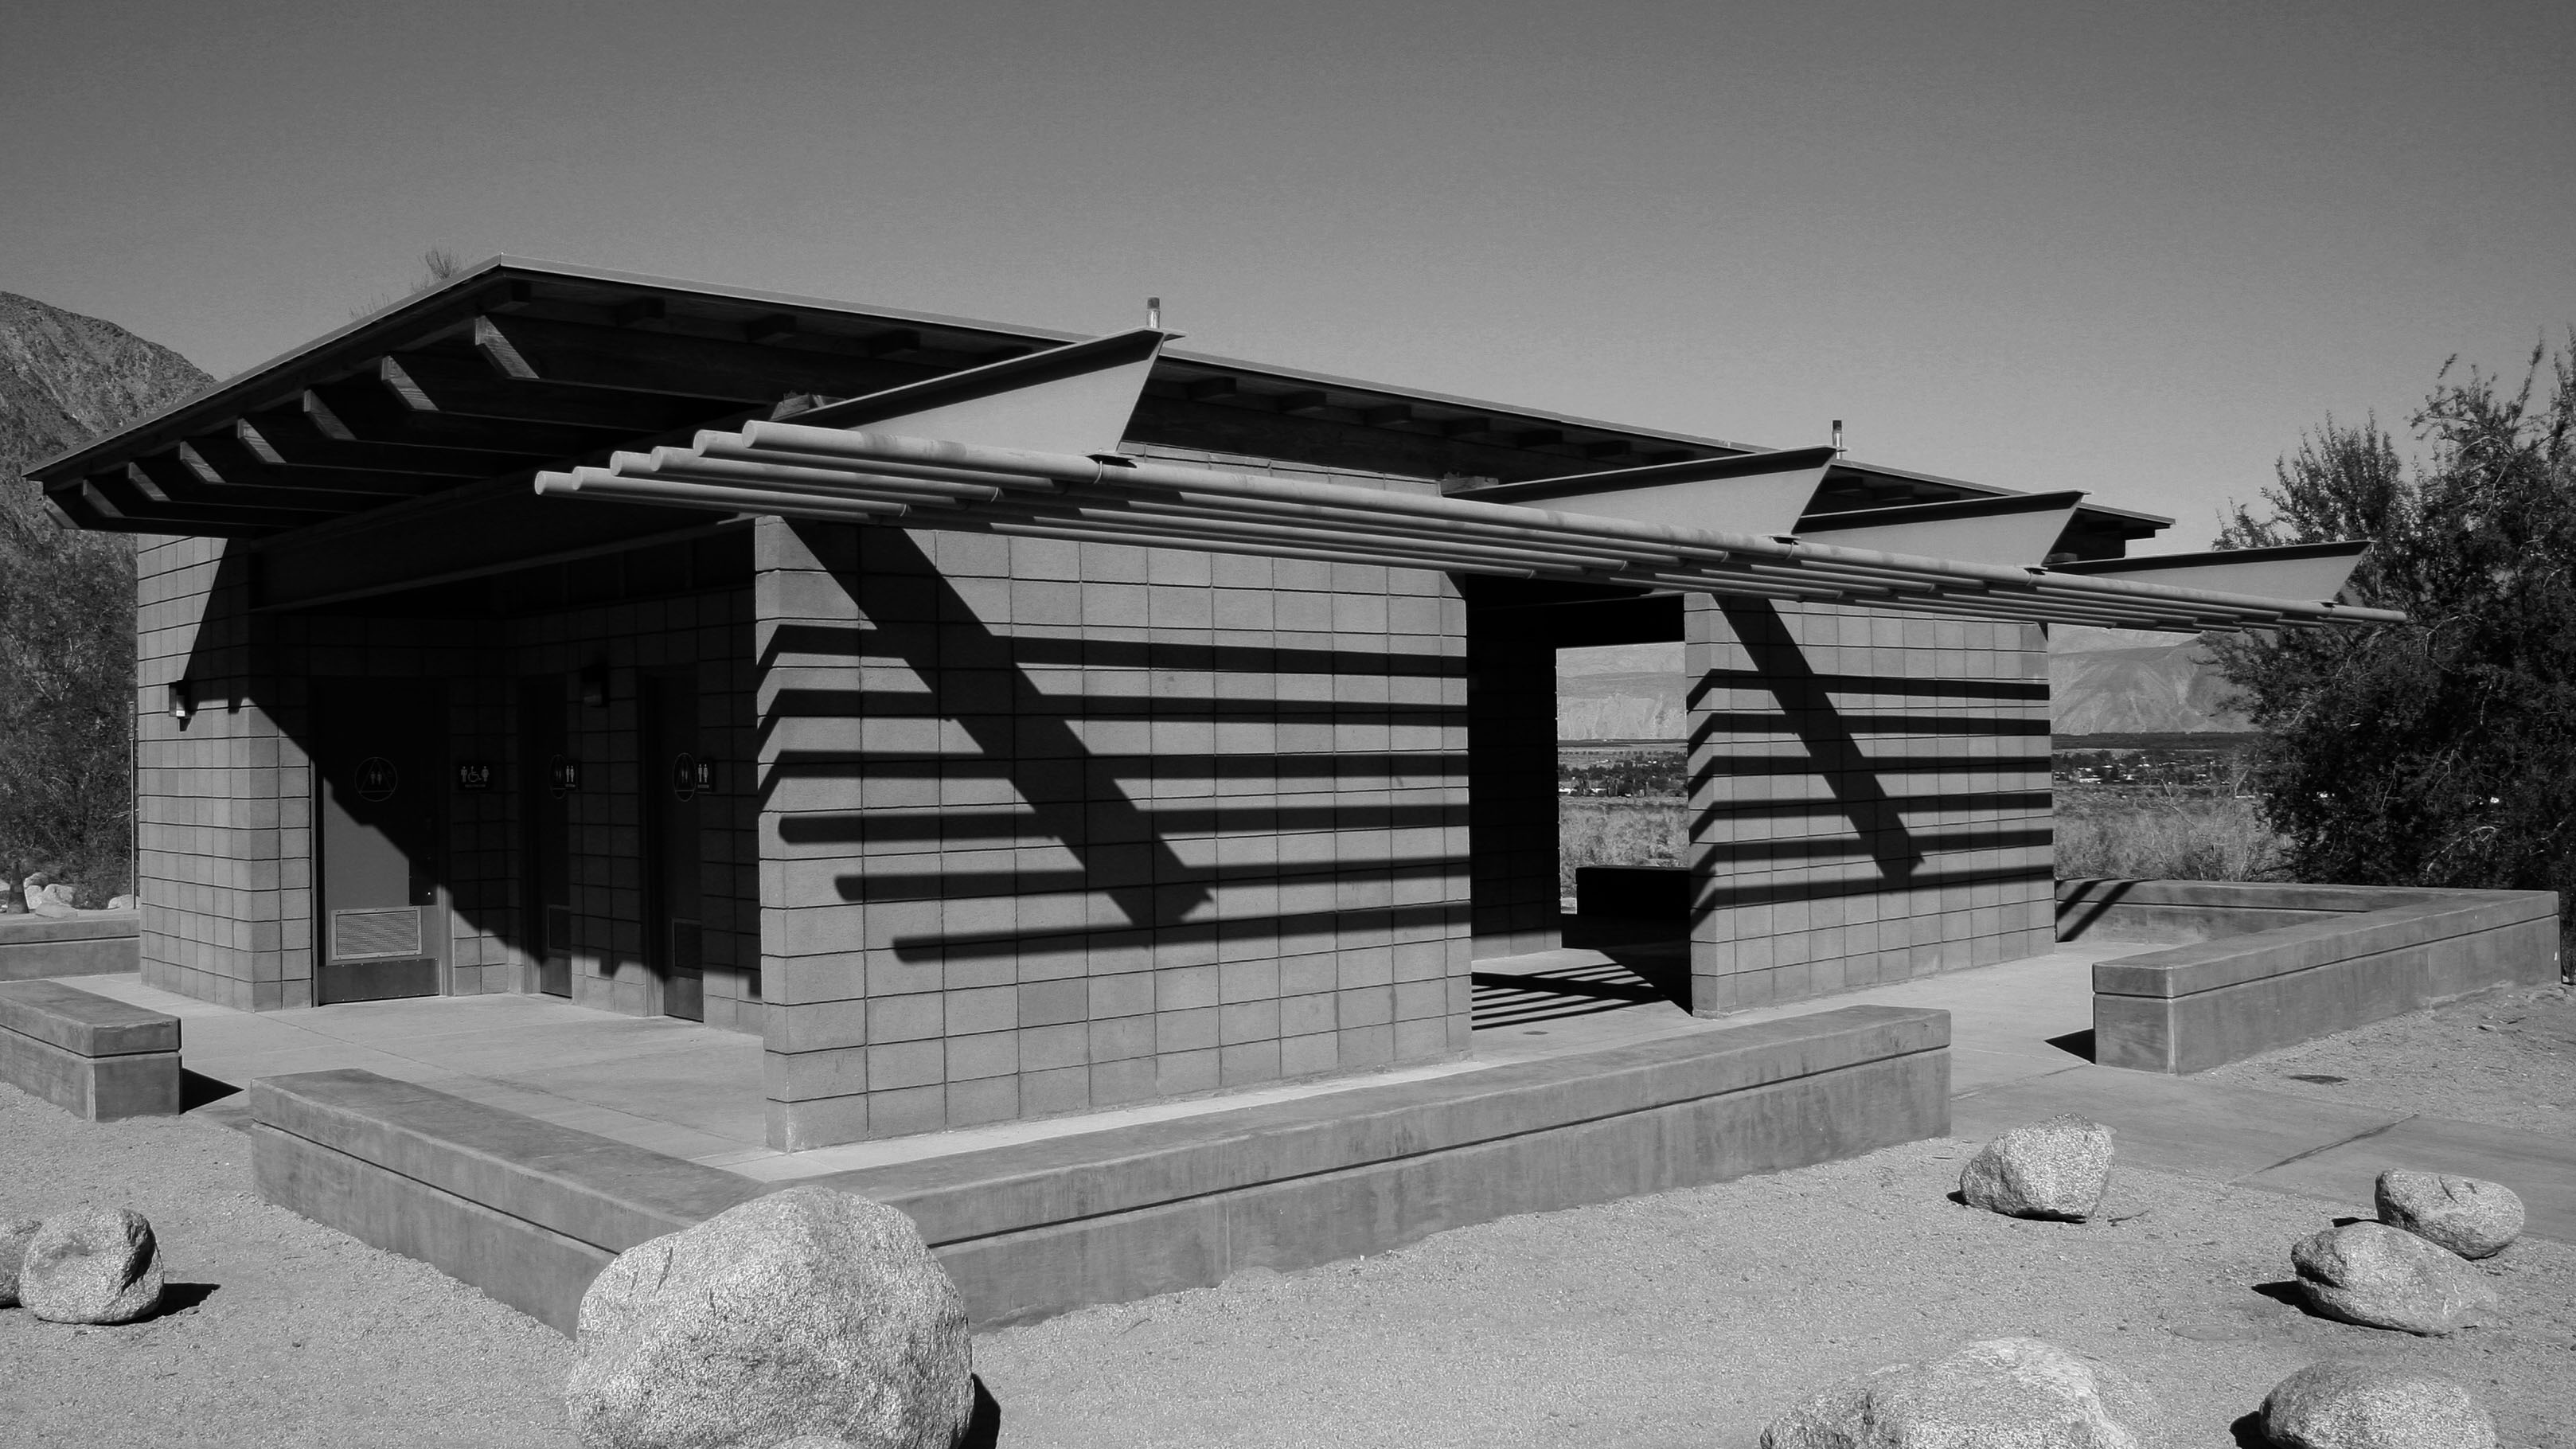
0;292;209;483
1559;643;1687;741
2047;627;2249;735
1553;626;2249;740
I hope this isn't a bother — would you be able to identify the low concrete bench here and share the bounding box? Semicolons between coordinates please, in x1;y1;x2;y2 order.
0;979;181;1119
0;911;142;982
2059;880;2559;1073
254;1003;1948;1332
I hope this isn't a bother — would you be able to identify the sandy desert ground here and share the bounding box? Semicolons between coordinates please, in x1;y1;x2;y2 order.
2;982;2567;1448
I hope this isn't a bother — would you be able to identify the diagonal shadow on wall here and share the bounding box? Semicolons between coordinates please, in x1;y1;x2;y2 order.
1705;597;1926;878
775;527;1211;928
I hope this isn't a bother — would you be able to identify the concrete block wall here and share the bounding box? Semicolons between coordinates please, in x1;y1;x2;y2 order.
1684;596;2054;1014
755;484;1472;1149
135;535;304;1008
505;592;761;1029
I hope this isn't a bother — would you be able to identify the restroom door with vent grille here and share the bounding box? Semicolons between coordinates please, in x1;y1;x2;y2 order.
315;679;446;1004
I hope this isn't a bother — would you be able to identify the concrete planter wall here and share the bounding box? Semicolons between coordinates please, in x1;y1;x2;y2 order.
252;1004;1948;1333
2059;879;2560;1074
0;912;141;982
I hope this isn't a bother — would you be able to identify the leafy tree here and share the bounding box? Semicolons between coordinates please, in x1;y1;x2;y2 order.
2207;336;2576;953
0;485;136;900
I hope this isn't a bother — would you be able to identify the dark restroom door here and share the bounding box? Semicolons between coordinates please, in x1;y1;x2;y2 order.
641;673;703;1021
315;679;444;1004
518;676;573;997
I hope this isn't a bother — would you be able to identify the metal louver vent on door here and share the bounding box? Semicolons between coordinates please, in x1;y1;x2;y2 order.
332;907;423;960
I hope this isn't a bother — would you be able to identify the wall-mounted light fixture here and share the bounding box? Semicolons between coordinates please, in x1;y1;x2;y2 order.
167;680;194;724
578;662;610;709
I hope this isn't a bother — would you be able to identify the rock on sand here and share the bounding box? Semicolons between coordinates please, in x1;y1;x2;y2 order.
18;1209;163;1325
564;1185;973;1449
2259;1360;2496;1449
2375;1170;2523;1260
2291;1222;2498;1336
0;1217;41;1307
1760;1337;2167;1448
1959;1115;2115;1221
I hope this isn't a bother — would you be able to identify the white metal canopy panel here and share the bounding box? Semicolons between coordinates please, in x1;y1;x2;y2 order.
2047;541;2368;605
1796;493;2086;569
1458;451;1835;541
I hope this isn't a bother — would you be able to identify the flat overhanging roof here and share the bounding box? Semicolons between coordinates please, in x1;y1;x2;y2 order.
28;255;2172;560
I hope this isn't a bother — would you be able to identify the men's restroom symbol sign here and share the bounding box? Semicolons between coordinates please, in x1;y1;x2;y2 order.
356;756;400;802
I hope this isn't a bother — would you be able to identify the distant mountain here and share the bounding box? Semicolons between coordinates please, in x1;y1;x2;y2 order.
1551;627;2250;740
0;292;209;483
1558;643;1687;741
2049;631;2249;735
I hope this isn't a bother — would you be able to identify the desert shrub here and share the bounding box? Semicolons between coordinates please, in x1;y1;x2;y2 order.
2207;335;2576;939
2053;793;2284;882
1559;798;1688;893
0;487;135;900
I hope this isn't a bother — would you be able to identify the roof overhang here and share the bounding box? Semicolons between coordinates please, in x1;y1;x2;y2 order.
28;254;2380;633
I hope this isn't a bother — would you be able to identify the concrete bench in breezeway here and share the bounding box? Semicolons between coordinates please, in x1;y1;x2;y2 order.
0;979;182;1120
2059;880;2561;1074
0;911;141;982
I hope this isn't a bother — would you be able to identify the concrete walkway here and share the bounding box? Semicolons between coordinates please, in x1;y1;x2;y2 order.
49;950;2575;1240
53;975;771;1166
1473;939;2575;1241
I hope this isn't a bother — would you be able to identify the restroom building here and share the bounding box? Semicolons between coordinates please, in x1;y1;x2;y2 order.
29;259;2384;1149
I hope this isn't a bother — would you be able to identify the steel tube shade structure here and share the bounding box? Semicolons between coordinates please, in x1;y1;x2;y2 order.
534;421;2399;632
520;328;2399;634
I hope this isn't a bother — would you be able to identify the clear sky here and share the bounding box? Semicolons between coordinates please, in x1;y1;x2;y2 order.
5;0;2567;551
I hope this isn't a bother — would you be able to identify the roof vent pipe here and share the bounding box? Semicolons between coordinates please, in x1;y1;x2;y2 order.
1146;296;1162;330
1831;419;1844;455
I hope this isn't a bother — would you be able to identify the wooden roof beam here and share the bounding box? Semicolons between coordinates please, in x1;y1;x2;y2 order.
88;467;336;531
472;314;926;405
178;435;447;499
302;381;625;458
237;411;521;478
384;351;724;432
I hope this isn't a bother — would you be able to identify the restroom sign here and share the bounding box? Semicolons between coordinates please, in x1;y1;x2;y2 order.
672;752;708;799
455;761;494;792
356;756;400;802
549;756;580;796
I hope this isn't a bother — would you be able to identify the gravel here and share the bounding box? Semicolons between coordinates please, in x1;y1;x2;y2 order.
974;1141;2573;1449
2200;982;2576;1132
4;986;2570;1448
0;1082;577;1448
